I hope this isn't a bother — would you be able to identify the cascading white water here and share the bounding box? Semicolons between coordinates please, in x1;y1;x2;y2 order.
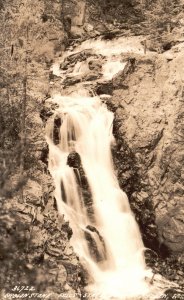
46;94;152;299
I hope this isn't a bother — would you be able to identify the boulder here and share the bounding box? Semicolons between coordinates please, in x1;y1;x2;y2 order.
84;225;106;262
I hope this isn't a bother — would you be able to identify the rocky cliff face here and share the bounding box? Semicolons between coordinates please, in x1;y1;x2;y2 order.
108;48;184;283
105;45;183;252
0;0;83;298
111;50;184;254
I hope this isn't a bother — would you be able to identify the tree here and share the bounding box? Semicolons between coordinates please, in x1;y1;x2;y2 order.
143;0;181;34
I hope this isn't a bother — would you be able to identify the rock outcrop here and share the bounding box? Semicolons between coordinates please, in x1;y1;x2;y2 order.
67;151;94;222
104;47;184;286
110;49;184;255
0;0;83;298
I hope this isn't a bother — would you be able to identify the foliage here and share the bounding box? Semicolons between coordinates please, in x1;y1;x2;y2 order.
0;0;67;295
87;0;141;26
0;76;24;198
0;0;46;199
0;209;36;290
142;0;181;34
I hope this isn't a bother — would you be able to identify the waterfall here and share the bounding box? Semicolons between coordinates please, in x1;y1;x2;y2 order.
46;94;152;299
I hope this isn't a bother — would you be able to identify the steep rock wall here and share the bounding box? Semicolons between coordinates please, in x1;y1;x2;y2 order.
110;49;184;256
0;1;83;298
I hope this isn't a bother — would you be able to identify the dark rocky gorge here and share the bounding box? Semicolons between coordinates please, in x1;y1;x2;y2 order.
0;0;184;299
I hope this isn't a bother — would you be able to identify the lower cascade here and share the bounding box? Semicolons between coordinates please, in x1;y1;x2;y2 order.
46;94;152;299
